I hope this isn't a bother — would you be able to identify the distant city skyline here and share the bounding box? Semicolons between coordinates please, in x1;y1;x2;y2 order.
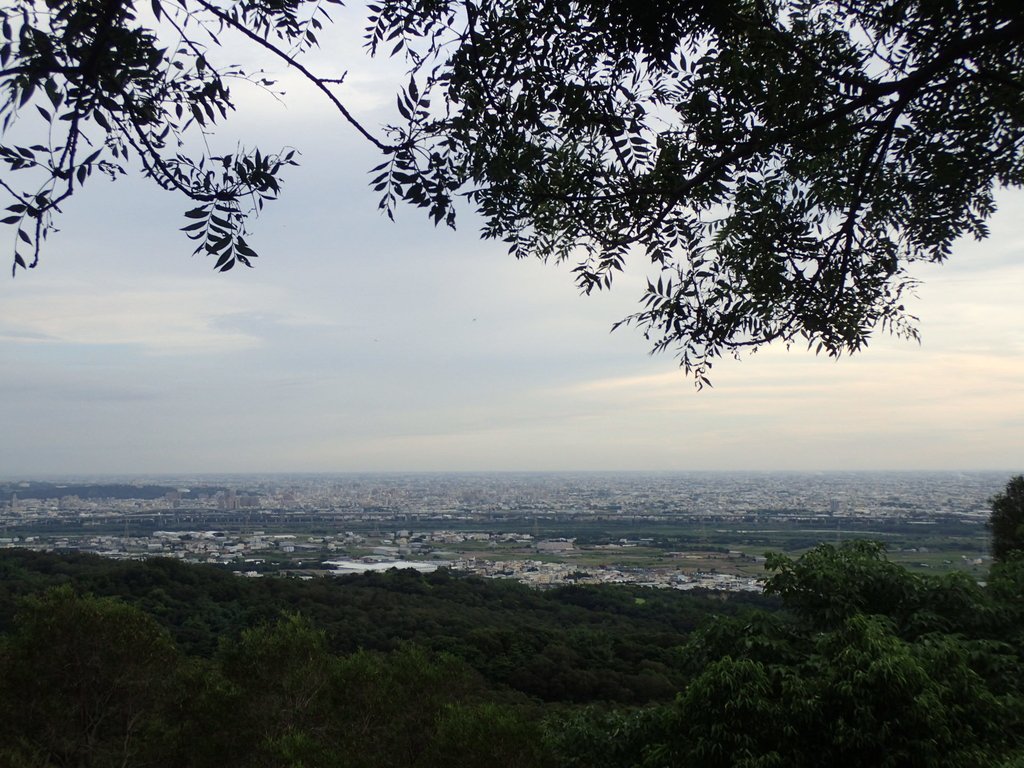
4;469;1004;588
0;16;1021;476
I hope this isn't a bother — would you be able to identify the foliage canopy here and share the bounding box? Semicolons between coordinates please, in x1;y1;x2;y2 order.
1;543;1023;767
990;475;1024;562
2;0;1023;379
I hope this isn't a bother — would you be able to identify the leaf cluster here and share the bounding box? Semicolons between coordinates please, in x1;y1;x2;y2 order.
365;0;1024;382
989;475;1024;562
0;0;332;273
555;541;1024;767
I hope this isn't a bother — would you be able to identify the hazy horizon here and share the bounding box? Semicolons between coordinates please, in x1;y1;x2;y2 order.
2;468;1018;481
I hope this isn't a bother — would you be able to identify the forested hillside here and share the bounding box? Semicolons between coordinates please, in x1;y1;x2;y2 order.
0;549;766;704
0;543;1022;767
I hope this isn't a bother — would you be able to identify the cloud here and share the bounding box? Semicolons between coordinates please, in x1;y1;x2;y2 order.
0;368;159;403
0;328;56;342
0;280;285;354
1;44;1022;474
552;336;1024;468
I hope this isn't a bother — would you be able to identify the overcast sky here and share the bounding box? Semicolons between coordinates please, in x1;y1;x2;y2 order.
1;12;1022;476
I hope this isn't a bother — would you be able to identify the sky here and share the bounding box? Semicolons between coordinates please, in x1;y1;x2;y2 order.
0;11;1022;476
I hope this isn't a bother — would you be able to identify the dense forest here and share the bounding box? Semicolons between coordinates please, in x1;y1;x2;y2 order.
1;528;1023;766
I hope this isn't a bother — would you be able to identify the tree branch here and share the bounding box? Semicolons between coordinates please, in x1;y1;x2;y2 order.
191;0;397;152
